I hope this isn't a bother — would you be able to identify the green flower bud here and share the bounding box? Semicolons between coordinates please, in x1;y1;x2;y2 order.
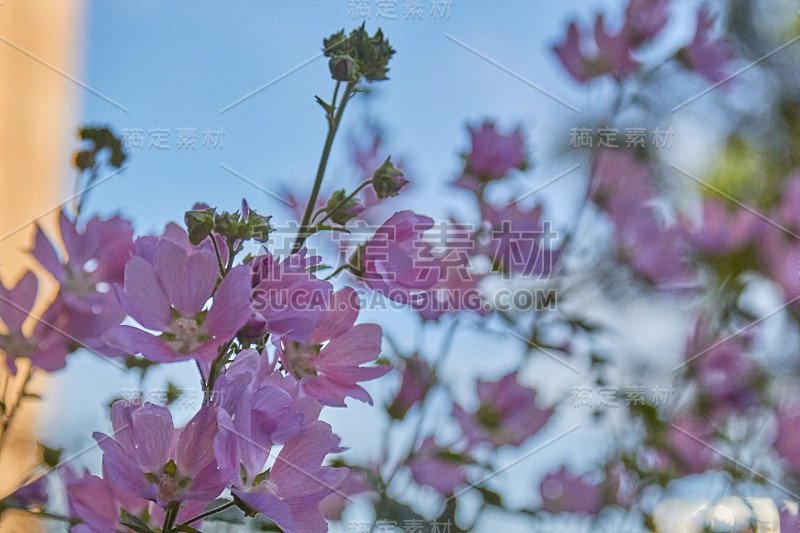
372;156;408;199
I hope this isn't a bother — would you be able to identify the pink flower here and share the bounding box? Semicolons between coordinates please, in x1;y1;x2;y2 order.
106;236;251;363
387;354;436;419
453;372;552;448
32;211;133;319
622;0;669;47
275;287;389;407
251;249;334;343
2;476;48;510
228;421;349;533
454;123;527;191
774;405;800;473
540;467;602;514
358;211;441;304
95;401;226;506
0;272;70;373
554;16;638;83
481;203;559;277
684;198;761;254
407;437;470;495
681;8;730;84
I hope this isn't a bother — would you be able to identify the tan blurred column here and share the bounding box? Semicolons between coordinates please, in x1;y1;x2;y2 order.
0;0;85;529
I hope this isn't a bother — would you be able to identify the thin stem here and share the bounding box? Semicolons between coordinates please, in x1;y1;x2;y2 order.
382;317;460;488
210;236;226;276
178;501;236;527
315;179;373;227
292;81;356;254
323;264;350;281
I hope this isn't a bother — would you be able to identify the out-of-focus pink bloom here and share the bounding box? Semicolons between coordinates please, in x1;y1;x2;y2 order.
106;236;251;363
358;211;441;304
778;173;800;232
407;437;470;495
682;8;730;84
684;198;761;254
688;328;760;414
604;462;638;509
622;0;669;47
0;272;70;374
2;476;48;510
64;473;120;533
276;287;389;407
481;203;560;277
592;150;693;286
32;212;133;318
387;354;436;419
760;227;800;303
774;405;800;473
666;415;716;474
251;249;334;344
228;421;349;533
454;123;527;191
779;500;800;533
554;16;639;83
320;469;376;521
453;372;552;448
95;401;226;507
540;467;602;514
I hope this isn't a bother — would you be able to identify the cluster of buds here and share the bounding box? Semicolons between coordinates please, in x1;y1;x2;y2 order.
323;24;396;83
73;126;126;171
185;201;273;246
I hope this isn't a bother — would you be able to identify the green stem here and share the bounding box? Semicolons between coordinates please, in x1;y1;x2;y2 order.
323;264;350;281
178;501;236;527
292;81;356;254
162;501;180;533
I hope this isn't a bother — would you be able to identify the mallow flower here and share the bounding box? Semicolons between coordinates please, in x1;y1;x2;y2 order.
94;401;226;507
679;8;730;84
275;286;389;407
540;467;603;514
553;15;638;83
106;235;251;363
354;210;441;305
407;437;471;495
0;272;70;373
250;249;334;344
454;122;527;191
453;372;553;448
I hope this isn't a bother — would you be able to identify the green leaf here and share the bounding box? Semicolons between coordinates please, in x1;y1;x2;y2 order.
477;487;503;507
120;510;153;533
39;443;62;468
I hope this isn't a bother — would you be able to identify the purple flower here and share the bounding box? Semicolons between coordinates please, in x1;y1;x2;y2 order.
387;354;436;419
540;467;602;514
407;437;470;495
622;0;669;47
774;405;800;473
276;287;390;407
32;211;133;318
453;372;552;448
358;211;441;304
95;401;226;506
482;203;559;277
2;476;48;510
0;272;70;373
554;16;638;83
106;236;251;363
251;249;334;344
681;8;730;84
228;421;349;533
454;123;527;190
64;473;120;533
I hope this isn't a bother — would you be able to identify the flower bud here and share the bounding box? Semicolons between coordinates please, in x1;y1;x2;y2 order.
329;53;362;82
326;190;365;225
371;157;408;199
